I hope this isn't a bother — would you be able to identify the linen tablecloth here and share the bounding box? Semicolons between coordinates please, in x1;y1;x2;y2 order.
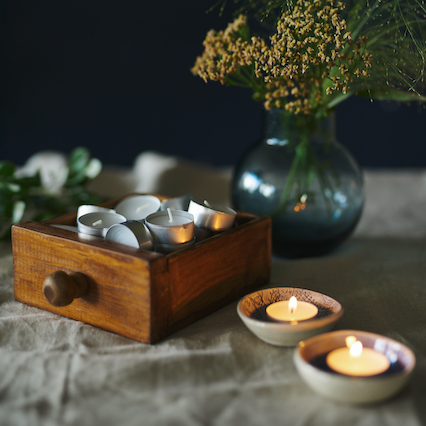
1;152;425;426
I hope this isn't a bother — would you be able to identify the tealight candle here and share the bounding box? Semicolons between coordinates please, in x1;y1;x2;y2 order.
115;195;161;221
77;205;116;220
266;296;318;322
145;209;194;244
161;194;192;212
105;220;153;250
188;199;236;232
326;335;391;376
77;212;126;237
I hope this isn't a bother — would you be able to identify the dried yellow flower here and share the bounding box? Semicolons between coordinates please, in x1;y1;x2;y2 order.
192;0;371;115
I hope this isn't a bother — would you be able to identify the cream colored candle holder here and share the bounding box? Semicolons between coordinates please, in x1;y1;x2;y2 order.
293;330;416;404
237;287;343;347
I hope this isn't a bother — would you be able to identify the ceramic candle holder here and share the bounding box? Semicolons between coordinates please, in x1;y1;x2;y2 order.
188;200;236;232
237;287;343;347
77;212;126;237
293;330;416;404
105;220;153;250
145;210;194;244
115;195;161;221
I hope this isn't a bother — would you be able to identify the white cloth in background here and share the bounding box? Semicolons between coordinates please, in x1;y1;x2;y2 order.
87;151;232;206
1;151;426;426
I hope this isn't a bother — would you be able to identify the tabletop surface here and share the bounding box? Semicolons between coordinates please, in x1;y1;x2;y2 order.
1;152;426;426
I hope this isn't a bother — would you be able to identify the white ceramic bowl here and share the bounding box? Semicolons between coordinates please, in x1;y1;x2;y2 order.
237;287;343;347
293;329;416;404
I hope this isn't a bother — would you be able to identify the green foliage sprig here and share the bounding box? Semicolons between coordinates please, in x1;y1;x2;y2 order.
0;147;103;240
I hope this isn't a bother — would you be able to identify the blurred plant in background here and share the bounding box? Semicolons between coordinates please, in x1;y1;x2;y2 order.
0;147;103;239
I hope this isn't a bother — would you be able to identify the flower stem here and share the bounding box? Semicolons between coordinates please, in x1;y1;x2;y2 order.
271;142;306;218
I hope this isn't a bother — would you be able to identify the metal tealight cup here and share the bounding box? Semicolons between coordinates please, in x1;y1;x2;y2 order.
105;220;153;250
188;200;236;232
145;210;194;245
77;212;127;238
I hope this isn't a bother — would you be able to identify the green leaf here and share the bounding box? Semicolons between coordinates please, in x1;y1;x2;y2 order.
12;201;26;224
85;158;102;179
355;89;426;103
0;182;22;194
68;147;90;173
325;92;353;110
0;161;16;177
65;170;89;187
7;183;21;193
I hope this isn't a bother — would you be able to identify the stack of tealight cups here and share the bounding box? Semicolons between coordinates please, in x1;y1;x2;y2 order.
61;194;237;254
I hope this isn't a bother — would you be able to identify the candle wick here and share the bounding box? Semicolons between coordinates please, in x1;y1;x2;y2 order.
204;200;212;209
290;307;294;314
136;203;150;212
167;208;174;223
92;219;103;227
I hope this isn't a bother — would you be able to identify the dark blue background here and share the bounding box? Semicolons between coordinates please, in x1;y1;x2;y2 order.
3;1;426;168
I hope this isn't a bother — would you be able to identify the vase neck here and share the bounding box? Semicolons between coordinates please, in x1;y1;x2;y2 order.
263;110;336;144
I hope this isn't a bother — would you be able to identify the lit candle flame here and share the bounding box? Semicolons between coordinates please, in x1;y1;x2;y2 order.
288;296;297;315
349;341;363;357
345;335;357;348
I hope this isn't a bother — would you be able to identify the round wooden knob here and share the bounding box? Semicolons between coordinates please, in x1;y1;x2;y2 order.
42;271;89;307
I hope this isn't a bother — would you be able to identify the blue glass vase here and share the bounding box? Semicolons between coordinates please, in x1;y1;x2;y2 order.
232;110;364;258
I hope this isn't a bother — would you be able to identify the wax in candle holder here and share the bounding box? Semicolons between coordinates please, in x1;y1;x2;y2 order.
266;296;319;322
326;337;391;376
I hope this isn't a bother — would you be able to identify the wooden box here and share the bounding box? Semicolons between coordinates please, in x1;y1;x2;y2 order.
12;195;271;344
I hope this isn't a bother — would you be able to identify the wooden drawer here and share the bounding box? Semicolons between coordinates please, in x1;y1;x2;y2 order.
12;194;272;343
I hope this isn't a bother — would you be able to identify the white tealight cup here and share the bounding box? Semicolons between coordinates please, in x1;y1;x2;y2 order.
188;200;236;232
77;212;127;237
145;210;194;244
106;221;153;250
77;205;116;220
115;195;161;221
